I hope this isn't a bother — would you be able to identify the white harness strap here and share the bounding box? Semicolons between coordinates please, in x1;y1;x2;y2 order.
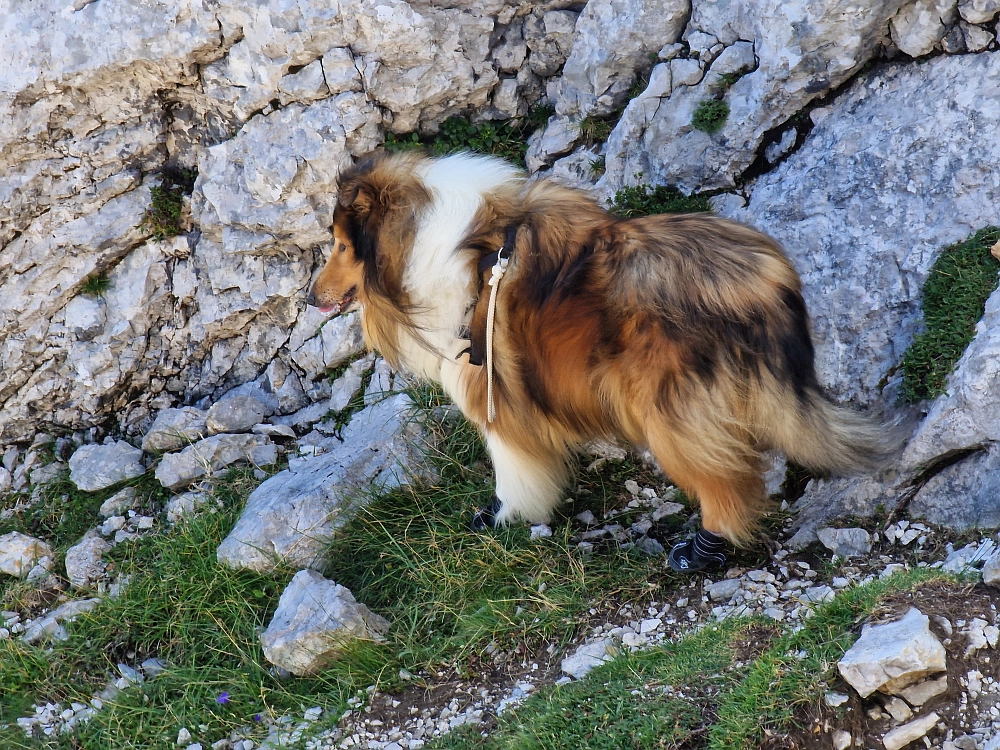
485;248;510;423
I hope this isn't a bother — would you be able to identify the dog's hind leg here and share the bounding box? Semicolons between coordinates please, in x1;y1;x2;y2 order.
645;425;767;546
473;432;570;529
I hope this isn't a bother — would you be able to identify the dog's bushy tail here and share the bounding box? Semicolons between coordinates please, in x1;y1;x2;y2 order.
776;393;901;477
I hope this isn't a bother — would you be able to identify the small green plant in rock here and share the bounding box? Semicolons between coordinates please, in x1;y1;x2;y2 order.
609;184;712;218
897;226;1000;403
578;115;615;146
80;273;111;298
384;106;553;167
139;167;197;241
589;155;606;177
692;99;730;134
716;65;752;90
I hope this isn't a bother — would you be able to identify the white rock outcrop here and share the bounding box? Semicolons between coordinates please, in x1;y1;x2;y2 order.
260;570;390;676
154;433;277;490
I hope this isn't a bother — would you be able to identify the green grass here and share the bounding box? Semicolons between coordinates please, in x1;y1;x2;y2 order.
0;467;357;750
691;100;730;134
79;274;111;298
609;184;712;218
139;168;197;241
897;226;1000;403
384;108;553;167
429;568;947;750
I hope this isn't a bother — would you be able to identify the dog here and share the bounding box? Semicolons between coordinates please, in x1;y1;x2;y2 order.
307;150;890;550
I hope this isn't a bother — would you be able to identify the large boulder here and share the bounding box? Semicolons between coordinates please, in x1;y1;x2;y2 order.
217;393;424;572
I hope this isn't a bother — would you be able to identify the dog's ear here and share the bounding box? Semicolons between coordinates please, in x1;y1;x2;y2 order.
338;182;375;216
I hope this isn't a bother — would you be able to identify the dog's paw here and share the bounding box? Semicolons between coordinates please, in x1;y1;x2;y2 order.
470;496;502;531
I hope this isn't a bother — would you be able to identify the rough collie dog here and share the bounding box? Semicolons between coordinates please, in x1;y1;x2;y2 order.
307;151;889;565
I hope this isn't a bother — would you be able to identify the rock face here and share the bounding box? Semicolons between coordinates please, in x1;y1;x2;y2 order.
69;441;145;492
838;607;947;698
260;570;390;676
0;0;562;443
217;394;423;572
908;445;1000;531
721;52;1000;405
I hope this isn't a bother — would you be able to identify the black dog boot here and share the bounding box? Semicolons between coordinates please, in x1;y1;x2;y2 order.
668;528;728;572
471;496;502;531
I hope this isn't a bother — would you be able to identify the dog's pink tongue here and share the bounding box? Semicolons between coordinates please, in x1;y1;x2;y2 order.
318;305;336;314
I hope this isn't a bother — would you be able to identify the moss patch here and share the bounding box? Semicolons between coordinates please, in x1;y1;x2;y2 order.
609;184;712;218
139;167;197;241
691;99;730;134
897;226;1000;403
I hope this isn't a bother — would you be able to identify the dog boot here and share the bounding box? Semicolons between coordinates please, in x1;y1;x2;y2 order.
668;529;728;572
471;496;502;531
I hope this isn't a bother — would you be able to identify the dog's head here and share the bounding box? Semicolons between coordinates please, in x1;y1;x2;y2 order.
307;153;429;315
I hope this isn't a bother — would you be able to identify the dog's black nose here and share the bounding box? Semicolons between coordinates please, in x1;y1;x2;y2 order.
305;287;317;307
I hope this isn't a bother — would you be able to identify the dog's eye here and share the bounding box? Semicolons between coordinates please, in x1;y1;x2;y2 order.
338;243;347;253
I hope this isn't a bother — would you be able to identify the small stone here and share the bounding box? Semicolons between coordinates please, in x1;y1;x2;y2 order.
708;579;741;602
899;675;948;706
639;618;661;634
561;638;617;679
624;480;641;495
99;487;136;518
69;441;145;492
651;502;685;521
64;530;112;589
885;696;912;722
882;711;939;750
575;510;597;526
831;729;851;750
636;536;665;556
142;408;208;453
100;516;127;536
206;396;270;435
824;692;850;707
817;527;871;558
530;524;553;539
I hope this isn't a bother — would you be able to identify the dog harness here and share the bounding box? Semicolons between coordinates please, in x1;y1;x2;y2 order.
481;225;518;423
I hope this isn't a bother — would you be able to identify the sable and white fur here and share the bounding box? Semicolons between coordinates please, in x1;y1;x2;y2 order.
308;151;892;544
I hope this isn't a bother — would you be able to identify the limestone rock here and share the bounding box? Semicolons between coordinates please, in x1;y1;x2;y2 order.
217;394;423;572
154;434;277;491
838;608;947;698
98;487;136;518
898;675;948;705
21;598;102;646
909;445;1000;531
600;0;904;194
0;533;54;578
561;638;618;679
206;395;270;435
260;570;390;676
141;408;208;453
165;491;214;524
719;52;1000;404
329;354;375;413
708;579;742;602
817;528;872;559
903;286;1000;470
555;0;689;119
889;0;957;56
882;712;941;750
788;477;900;549
69;441;145;492
958;0;1000;22
984;552;1000;587
64;531;113;589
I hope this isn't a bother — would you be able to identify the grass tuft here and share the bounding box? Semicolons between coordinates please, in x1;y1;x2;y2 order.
897;226;1000;403
79;273;111;298
384;107;553;167
139;168;197;241
691;99;730;134
609;184;712;218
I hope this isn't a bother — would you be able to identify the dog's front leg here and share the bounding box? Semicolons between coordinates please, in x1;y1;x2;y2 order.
472;432;569;530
